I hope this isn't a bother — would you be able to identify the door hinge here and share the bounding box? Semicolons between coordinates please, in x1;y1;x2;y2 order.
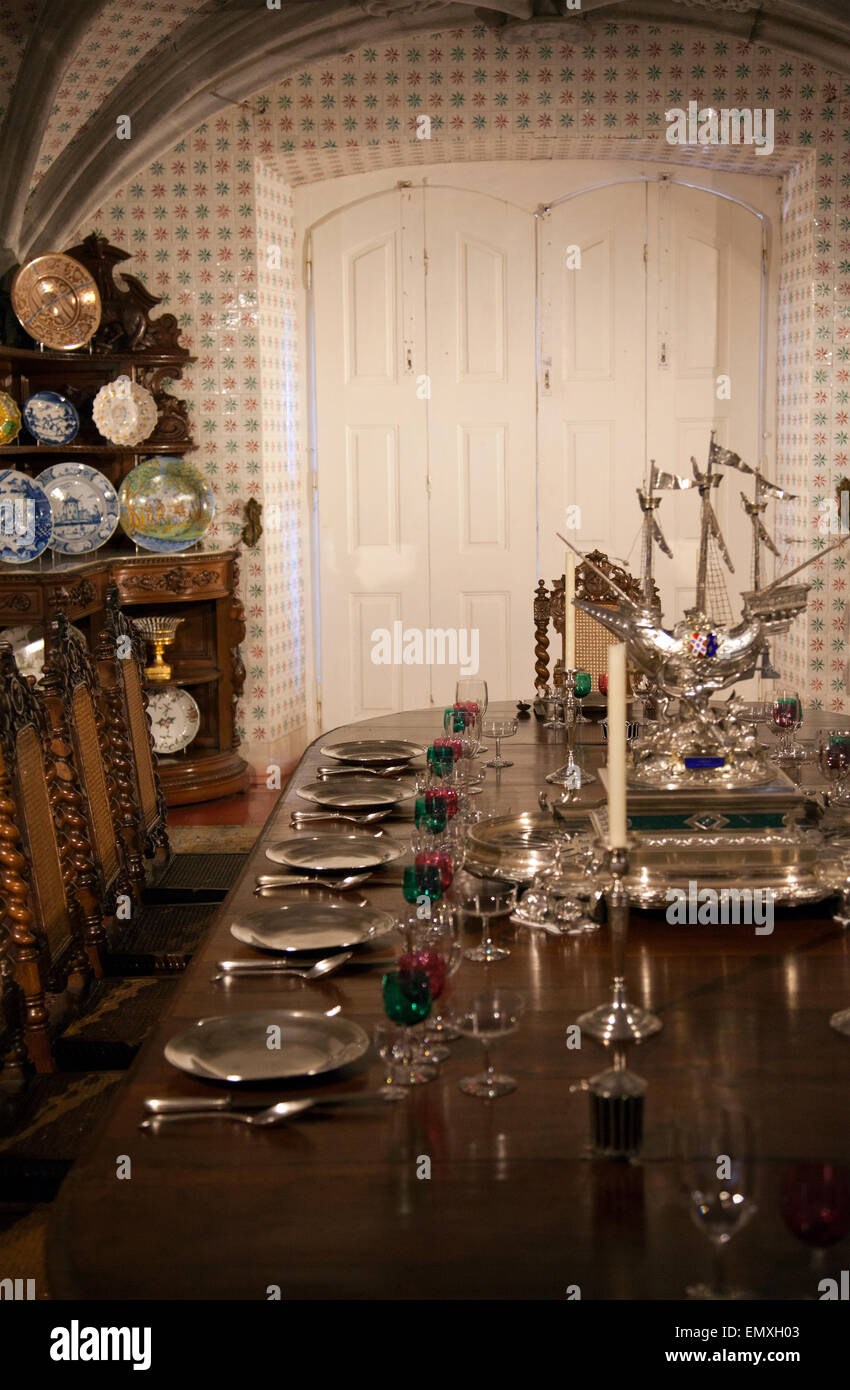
643;242;648;264
423;248;429;276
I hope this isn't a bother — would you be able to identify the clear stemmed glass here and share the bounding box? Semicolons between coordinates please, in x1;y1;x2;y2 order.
373;1023;415;1101
483;716;517;769
676;1110;758;1299
819;729;850;806
452;988;525;1098
456;678;488;752
770;688;803;763
451;869;517;963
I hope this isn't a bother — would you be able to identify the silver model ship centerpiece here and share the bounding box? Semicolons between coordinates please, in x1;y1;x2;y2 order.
563;434;847;791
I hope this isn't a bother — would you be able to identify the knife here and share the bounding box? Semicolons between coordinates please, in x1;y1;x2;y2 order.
143;1092;387;1115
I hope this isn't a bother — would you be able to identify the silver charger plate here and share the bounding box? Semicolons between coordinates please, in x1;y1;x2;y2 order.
164;1010;371;1084
296;777;414;810
230;902;395;953
464;809;597;884
265;833;404;872
320;739;425;765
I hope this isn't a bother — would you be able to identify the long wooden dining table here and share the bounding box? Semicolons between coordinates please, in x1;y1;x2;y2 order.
48;704;850;1300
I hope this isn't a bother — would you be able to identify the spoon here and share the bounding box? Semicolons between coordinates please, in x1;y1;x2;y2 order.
212;953;352;983
290;809;389;825
254;872;371;893
140;1099;315;1131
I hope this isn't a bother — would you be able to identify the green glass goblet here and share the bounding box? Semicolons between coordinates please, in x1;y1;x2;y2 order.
381;966;435;1086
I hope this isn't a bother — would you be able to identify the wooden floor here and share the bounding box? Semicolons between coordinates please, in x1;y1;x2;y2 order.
46;705;850;1300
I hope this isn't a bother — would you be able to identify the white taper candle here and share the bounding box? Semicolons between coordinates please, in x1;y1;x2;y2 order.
564;552;576;669
607;641;628;848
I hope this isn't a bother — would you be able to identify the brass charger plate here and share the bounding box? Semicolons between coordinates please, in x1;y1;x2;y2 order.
11;253;102;350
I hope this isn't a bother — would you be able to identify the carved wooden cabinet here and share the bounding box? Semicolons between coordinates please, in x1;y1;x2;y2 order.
0;549;248;805
0;234;249;805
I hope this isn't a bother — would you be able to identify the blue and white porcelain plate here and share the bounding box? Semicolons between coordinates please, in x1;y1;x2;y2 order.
0;470;53;562
22;390;80;446
38;461;119;556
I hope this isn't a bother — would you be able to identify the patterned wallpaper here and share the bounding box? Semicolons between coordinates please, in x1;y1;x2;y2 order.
58;17;850;763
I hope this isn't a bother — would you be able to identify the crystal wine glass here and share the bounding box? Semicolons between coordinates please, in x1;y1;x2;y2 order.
780;1161;850;1289
770;688;803;763
380;966;435;1086
573;670;592;724
451;869;517;963
819;729;850;807
482;716;518;769
373;1023;415;1101
396;901;463;1057
455;679;488;752
452;988;525;1098
676;1110;758;1300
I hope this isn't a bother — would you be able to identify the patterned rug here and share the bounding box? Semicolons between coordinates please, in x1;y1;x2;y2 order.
167;824;261;854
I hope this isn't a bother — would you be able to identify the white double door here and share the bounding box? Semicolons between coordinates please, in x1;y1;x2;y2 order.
310;166;772;730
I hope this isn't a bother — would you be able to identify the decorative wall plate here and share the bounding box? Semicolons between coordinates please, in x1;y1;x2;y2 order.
0;621;85;680
22;390;79;446
0;470;53;562
0;391;22;445
145;685;200;754
39;461;119;555
92;375;157;447
118;456;214;553
11;253;102;350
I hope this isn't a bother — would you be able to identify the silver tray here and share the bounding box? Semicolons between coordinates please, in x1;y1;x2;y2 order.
164;1010;371;1084
464;809;596;884
265;833;404;872
230;902;395;953
296;777;414;811
320;739;425;765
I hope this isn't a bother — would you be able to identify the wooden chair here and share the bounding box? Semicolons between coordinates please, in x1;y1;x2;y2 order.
533;551;657;693
0;643;175;1073
95;583;169;895
42;609;214;978
0;643;91;1072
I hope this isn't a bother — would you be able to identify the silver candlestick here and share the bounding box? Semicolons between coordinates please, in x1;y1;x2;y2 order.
576;846;662;1043
546;668;596;787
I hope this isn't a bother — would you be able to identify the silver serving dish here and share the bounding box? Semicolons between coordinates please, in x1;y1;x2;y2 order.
463;809;596;884
320;739;425;765
585;820;842;908
296;777;414;811
265;833;404;873
164;1009;371;1084
230;902;395;954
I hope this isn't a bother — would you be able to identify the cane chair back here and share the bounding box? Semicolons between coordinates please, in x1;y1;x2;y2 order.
534;551;656;693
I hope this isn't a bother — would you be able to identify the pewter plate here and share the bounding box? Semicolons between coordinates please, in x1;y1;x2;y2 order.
320;739;425;765
296;777;414;811
164;1010;371;1084
265;833;404;872
230;902;395;953
464;809;597;884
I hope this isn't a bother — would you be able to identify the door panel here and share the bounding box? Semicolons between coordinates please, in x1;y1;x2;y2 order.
538;183;647;587
424;189;537;708
312;189;429;728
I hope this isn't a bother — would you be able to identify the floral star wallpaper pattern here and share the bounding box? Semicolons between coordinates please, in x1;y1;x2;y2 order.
46;14;850;761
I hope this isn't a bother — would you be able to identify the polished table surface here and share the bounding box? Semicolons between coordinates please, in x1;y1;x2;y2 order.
48;705;850;1300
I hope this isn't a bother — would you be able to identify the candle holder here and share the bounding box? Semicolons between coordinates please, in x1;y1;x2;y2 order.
576;846;662;1043
546;668;597;787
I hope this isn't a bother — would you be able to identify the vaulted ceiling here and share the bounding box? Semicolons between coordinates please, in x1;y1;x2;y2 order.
0;0;848;268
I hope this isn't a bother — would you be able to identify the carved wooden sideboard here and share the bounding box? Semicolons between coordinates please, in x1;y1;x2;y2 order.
0;549;249;806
